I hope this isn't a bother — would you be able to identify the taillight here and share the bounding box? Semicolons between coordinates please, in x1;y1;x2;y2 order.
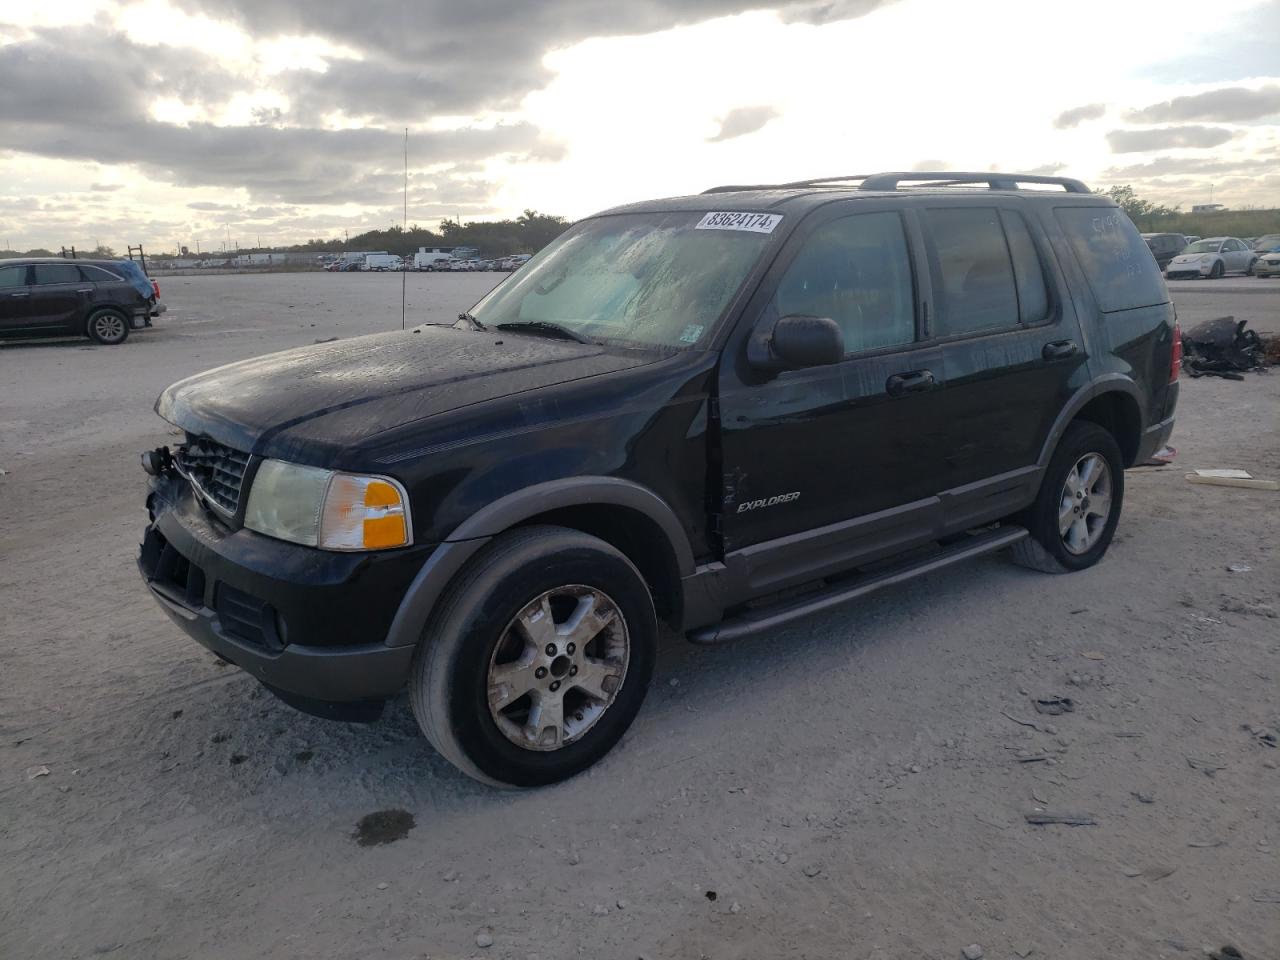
151;278;160;299
1170;321;1182;383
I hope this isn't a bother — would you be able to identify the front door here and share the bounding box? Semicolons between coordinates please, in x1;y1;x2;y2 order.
0;263;32;332
718;203;951;596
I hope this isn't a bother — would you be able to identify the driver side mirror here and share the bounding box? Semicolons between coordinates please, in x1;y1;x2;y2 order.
752;315;844;372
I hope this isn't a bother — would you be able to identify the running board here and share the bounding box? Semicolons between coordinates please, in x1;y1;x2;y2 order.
687;526;1029;644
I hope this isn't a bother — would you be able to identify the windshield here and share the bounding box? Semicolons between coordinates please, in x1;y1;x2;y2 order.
467;211;777;350
1183;240;1220;254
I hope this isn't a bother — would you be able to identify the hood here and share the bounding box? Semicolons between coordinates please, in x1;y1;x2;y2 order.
1170;254;1203;264
157;325;655;461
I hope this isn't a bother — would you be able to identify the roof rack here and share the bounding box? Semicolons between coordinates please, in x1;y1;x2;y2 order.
702;171;1091;195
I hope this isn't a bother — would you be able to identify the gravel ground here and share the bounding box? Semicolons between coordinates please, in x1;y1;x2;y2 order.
2;273;1278;960
1166;277;1280;335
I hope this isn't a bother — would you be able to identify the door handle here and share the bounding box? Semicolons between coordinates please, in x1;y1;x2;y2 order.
1042;340;1079;360
10;291;29;297
76;288;93;293
886;369;936;396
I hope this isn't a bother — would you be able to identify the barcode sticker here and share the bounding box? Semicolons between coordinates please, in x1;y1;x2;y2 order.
695;212;782;234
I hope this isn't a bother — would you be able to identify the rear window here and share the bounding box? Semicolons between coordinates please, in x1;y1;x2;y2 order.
1055;207;1168;312
80;265;124;282
0;265;25;288
32;264;82;285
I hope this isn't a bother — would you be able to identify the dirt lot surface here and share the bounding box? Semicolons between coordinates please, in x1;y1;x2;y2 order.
2;274;1278;960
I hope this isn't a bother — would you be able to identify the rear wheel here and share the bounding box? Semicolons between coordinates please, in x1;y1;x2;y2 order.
410;526;657;787
86;309;129;345
1011;421;1124;573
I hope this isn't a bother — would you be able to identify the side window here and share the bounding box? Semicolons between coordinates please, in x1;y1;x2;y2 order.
32;264;83;285
999;210;1050;325
1054;207;1168;313
773;211;915;353
79;265;124;282
0;265;26;288
922;207;1019;336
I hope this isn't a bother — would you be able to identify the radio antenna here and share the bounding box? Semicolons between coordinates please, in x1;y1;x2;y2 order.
401;127;408;331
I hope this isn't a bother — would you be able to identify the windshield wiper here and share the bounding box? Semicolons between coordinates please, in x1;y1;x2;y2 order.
494;321;592;344
456;311;486;331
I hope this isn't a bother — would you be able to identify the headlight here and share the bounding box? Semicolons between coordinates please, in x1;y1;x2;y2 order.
1198;255;1214;264
243;459;411;550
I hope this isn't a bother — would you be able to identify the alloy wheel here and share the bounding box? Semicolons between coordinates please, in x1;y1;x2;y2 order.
1058;453;1112;555
94;314;126;342
487;585;629;751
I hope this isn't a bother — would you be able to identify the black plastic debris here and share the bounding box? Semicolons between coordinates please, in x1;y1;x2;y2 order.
1182;317;1267;378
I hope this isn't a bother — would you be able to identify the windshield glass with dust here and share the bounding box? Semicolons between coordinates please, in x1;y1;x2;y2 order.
467;211;777;350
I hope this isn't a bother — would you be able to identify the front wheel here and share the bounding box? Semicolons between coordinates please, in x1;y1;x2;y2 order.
410;526;657;787
1010;421;1124;573
1209;260;1225;279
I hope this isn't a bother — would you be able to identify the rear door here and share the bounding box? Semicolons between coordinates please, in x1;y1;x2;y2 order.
0;263;32;331
28;263;88;330
919;200;1090;525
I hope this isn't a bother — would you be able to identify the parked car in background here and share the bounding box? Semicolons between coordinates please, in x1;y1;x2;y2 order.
1253;246;1280;278
138;170;1179;786
364;254;403;272
1141;233;1187;269
1164;237;1257;279
1183;235;1201;245
0;257;156;344
413;250;454;271
1251;234;1280;253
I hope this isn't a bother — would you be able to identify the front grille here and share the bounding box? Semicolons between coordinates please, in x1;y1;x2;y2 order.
175;435;249;516
140;528;207;609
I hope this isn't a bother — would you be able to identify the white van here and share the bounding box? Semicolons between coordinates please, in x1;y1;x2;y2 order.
364;254;402;272
413;249;454;270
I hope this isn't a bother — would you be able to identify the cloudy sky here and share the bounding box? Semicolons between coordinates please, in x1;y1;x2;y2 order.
1;0;1278;252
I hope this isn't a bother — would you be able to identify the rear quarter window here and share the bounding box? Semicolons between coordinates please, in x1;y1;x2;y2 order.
1055;207;1168;312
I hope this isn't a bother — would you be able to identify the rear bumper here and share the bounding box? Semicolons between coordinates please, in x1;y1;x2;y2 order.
139;471;431;706
1135;412;1176;465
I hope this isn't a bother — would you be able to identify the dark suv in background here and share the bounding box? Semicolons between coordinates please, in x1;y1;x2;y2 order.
1141;232;1187;269
138;171;1178;787
0;257;159;345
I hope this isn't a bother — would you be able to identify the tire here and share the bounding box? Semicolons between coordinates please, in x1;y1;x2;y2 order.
1010;421;1124;574
86;309;129;345
1209;260;1224;279
1245;258;1257;276
410;525;657;787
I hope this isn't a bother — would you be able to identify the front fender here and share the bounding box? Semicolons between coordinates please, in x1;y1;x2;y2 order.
383;476;695;648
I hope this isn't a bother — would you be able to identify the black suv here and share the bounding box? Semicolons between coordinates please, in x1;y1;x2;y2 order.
1141;232;1188;270
138;172;1179;786
0;257;155;344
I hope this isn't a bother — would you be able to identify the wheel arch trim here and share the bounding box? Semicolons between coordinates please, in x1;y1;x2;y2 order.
1037;377;1145;468
384;477;695;648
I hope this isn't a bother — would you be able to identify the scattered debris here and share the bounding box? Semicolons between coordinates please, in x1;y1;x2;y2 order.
1140;445;1177;466
353;809;415;847
1032;695;1075;716
475;931;494;948
1131;791;1156;804
1226;563;1253;573
729;900;742;914
1121;866;1143;877
1251;892;1280;904
962;944;985;960
1186;757;1226;778
376;882;389;890
1138;865;1177;881
1242;724;1278;748
25;764;50;780
1186;470;1279;492
591;904;609;916
1188;839;1227;848
1024;812;1097;826
1013;946;1034;959
1182;316;1269;377
1081;651;1106;661
1016;753;1052;764
1208;947;1245;960
775;851;790;863
313;336;338;344
1112;731;1144;739
802;864;822;878
704;890;717;902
